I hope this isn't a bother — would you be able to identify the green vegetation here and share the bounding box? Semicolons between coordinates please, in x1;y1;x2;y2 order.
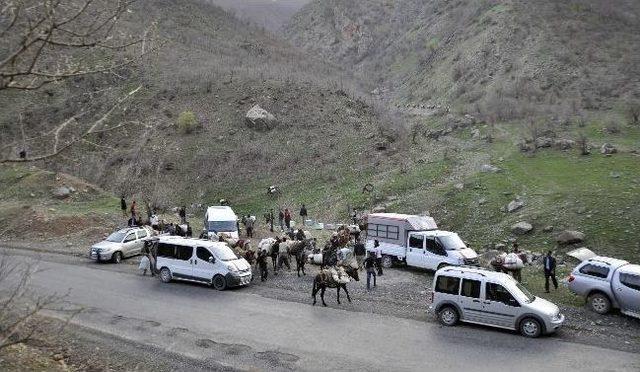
177;110;199;134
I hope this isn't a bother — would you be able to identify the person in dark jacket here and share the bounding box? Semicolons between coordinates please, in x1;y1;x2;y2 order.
120;197;127;218
354;239;366;269
300;205;308;225
284;209;291;229
179;206;187;224
543;251;558;293
256;250;269;281
271;238;280;275
278;209;284;231
364;252;377;290
295;229;305;241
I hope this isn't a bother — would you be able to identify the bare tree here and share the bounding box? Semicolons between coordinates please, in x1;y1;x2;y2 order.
0;0;157;162
627;100;640;125
0;252;82;350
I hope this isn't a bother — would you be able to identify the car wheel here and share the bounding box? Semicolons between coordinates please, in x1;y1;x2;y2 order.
159;268;172;283
212;275;227;291
438;306;459;326
588;293;611;314
112;252;122;264
381;255;393;268
520;317;542;338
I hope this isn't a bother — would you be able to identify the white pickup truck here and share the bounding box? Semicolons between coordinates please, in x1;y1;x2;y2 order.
365;213;478;270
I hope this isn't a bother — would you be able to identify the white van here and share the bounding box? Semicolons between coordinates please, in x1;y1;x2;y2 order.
204;206;239;239
155;236;252;290
365;213;478;270
429;266;564;337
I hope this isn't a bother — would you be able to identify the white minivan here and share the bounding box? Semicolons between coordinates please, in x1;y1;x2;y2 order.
155;236;252;290
204;206;239;239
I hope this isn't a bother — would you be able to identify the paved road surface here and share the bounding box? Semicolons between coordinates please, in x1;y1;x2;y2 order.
4;251;639;371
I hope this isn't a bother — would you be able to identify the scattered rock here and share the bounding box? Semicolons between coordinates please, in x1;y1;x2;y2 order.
52;186;71;199
511;222;533;235
478;198;487;205
610;172;621;179
471;128;481;139
245;105;277;131
600;143;617;155
375;141;388;151
372;205;387;213
555;230;585;245
494;243;506;250
480;164;501;173
553;138;575;150
543;225;554;233
506;199;524;213
454;183;464;190
535;137;553;148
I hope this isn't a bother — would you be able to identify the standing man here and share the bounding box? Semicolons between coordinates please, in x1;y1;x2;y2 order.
543;251;558;293
300;204;308;226
354;238;366;270
351;209;358;225
364;252;377;290
257;250;269;282
179;206;187;224
120;197;127;218
245;215;254;238
278;208;285;232
284;208;291;230
130;200;137;221
374;239;383;276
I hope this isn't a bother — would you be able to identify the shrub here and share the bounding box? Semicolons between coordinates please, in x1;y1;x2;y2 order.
177;111;198;134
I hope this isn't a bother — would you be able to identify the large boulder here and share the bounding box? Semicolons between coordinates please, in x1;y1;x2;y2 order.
506;199;524;213
600;143;617;155
245;105;277;131
555;230;585;245
553;138;575;150
511;222;533;235
480;164;501;173
52;186;71;199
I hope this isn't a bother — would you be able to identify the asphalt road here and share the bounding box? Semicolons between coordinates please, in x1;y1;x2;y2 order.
4;251;639;371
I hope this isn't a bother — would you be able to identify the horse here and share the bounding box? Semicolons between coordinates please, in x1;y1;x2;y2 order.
312;265;360;306
258;238;278;271
490;252;525;282
281;240;311;277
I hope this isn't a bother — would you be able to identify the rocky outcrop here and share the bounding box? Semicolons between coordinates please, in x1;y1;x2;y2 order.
511;222;533;235
245;105;277;131
600;143;617;155
52;186;72;199
506;199;524;213
555;230;585;245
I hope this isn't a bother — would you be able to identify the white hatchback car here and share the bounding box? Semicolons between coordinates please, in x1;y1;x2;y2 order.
89;227;151;263
428;266;564;337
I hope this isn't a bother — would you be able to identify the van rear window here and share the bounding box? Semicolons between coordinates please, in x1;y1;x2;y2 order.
435;276;460;295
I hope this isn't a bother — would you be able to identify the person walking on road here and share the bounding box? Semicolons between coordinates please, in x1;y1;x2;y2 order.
543;250;558;293
364;252;377;290
257;250;269;281
120;197;127;218
284;209;292;230
374;239;383;276
300;204;308;226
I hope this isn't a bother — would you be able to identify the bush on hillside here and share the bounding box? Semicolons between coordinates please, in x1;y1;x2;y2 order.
177;111;198;134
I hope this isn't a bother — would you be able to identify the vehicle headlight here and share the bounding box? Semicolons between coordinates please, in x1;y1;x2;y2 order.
227;265;238;272
550;313;562;321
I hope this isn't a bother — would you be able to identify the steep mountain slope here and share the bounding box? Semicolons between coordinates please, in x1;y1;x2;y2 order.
208;0;310;33
286;0;640;117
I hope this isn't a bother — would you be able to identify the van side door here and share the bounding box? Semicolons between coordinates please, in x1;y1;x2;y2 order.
482;282;520;329
406;234;426;268
459;278;483;323
194;247;217;281
172;244;195;280
613;271;640;316
424;237;447;270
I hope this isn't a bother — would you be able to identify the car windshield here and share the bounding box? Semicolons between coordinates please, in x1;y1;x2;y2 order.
437;234;467;250
212;246;238;261
105;231;127;242
207;220;236;233
514;282;536;303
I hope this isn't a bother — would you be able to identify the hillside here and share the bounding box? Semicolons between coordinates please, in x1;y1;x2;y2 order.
285;0;640;118
207;0;310;33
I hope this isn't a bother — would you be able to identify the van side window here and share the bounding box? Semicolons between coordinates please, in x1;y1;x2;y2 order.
409;235;424;249
426;238;444;255
175;245;193;261
620;273;640;291
435;276;460;295
196;247;212;262
461;279;481;298
486;283;519;307
157;243;175;258
579;264;609;279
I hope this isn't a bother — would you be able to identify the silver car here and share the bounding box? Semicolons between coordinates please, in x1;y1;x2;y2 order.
428;266;564;338
89;227;151;263
568;256;640;319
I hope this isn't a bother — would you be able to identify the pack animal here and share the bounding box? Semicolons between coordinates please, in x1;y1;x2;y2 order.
311;266;360;306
